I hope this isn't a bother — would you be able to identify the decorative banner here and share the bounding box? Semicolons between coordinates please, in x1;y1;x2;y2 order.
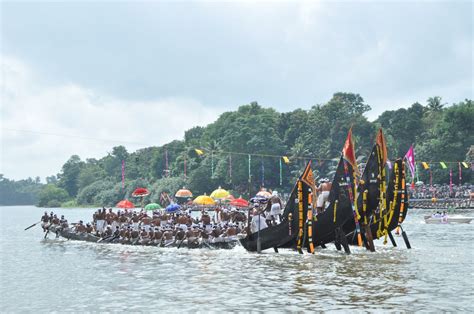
121;160;125;191
439;161;447;169
261;158;265;187
184;155;187;178
282;156;290;164
248;154;251;182
462;162;469;168
421;162;430;170
194;149;204;156
279;158;282;186
404;145;415;179
376;128;388;165
429;169;433;187
458;162;462;185
165;149;169;172
449;168;453;195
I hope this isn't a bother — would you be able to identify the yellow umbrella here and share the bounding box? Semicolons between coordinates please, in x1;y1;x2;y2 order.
193;194;216;206
210;186;229;200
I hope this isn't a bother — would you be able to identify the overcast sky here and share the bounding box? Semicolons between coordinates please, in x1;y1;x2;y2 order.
1;0;472;181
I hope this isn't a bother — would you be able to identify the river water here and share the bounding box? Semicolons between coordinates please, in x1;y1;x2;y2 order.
1;205;473;312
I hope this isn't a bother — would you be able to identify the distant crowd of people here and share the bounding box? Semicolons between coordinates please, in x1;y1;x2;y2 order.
409;183;473;200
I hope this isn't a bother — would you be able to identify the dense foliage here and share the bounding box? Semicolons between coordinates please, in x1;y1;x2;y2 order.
2;93;472;207
0;175;43;205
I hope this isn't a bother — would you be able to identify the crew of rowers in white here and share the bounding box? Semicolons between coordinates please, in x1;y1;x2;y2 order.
41;207;252;246
38;186;337;245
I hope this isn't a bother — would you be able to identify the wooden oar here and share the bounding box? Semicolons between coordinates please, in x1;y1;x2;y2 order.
177;236;187;249
24;221;41;231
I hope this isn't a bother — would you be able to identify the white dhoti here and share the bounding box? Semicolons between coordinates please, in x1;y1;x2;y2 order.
111;221;119;231
132;222;139;231
250;215;268;233
317;191;330;208
96;220;105;233
270;203;282;224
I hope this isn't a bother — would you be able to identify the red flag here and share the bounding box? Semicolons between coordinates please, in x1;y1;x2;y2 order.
342;127;359;175
376;128;388;165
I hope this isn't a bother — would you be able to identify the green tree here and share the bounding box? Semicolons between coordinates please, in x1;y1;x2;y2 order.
57;155;84;197
38;184;70;207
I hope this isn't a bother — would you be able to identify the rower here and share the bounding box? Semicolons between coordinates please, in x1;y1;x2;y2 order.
41;211;50;232
75;220;86;233
85;223;93;234
130;227;140;243
220;209;231;226
162;227;174;246
59;215;69;230
140;212;152;231
153;227;163;244
201;211;212;232
139;227;150;244
175;225;186;241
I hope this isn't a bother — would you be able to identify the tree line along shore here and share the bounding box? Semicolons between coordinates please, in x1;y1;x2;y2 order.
1;93;472;207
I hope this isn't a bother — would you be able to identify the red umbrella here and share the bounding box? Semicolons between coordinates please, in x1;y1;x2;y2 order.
116;200;135;208
132;187;150;197
230;197;249;208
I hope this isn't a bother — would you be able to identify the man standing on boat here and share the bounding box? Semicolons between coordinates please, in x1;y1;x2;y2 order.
96;208;106;235
270;191;283;224
40;211;50;232
316;178;331;213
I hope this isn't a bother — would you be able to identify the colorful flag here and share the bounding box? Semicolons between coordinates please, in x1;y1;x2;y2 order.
376;128;388;165
404;145;416;179
439;162;447;169
301;160;315;188
194;149;204;156
282;156;290;164
342;127;359;175
462;162;469;169
421;162;430;170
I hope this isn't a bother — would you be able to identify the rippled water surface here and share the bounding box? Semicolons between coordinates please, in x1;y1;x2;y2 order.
1;206;473;312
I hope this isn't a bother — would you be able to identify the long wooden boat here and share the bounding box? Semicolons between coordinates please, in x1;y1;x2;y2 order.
239;154;357;253
45;226;238;249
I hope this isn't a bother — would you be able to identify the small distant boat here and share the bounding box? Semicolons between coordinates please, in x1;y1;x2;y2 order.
424;215;473;224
